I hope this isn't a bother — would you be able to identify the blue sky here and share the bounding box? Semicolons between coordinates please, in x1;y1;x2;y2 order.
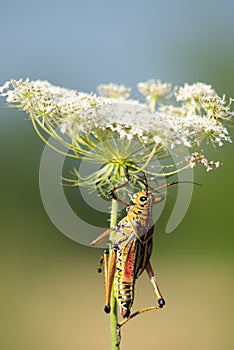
1;0;234;93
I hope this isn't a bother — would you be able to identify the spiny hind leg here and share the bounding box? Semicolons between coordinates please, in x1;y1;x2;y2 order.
96;248;110;313
146;261;165;308
94;245;118;314
103;246;118;313
116;305;161;346
116;261;165;345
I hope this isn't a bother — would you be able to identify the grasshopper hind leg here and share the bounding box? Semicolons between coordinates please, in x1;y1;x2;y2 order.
96;249;111;313
116;260;165;344
146;261;166;308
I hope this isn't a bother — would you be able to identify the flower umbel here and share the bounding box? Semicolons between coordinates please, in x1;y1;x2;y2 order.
186;152;222;172
0;78;233;350
0;78;233;192
97;83;131;99
138;79;172;110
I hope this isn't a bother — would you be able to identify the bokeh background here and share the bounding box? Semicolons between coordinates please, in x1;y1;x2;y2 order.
0;1;233;349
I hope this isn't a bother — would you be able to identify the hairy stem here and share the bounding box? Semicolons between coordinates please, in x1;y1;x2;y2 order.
109;199;119;349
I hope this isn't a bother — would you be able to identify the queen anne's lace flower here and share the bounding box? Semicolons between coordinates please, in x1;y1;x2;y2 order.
97;83;131;99
186;152;222;172
138;79;172;100
200;95;234;121
176;82;215;102
0;78;232;192
137;79;172;111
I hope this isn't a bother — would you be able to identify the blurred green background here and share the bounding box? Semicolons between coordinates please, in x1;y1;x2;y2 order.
0;1;233;349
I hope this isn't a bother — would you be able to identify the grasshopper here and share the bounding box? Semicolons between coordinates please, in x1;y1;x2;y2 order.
91;171;199;344
90;171;170;320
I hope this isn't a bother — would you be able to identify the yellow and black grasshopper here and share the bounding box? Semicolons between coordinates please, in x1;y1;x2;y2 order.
90;170;186;319
91;171;199;344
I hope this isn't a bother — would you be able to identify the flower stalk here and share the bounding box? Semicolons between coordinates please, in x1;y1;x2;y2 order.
109;198;119;350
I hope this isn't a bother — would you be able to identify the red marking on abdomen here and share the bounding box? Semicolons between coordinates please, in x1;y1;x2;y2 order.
124;251;134;282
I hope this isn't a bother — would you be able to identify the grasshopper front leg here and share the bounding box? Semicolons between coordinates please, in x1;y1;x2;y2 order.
90;227;116;246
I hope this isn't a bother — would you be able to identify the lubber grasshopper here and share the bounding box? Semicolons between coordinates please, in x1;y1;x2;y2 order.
91;170;197;341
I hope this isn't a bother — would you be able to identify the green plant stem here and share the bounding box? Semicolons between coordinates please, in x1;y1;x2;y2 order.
109;199;119;349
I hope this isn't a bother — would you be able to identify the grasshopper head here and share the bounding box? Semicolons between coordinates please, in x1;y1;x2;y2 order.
131;191;152;206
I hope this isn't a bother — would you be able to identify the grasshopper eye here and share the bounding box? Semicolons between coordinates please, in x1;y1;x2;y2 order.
139;196;147;202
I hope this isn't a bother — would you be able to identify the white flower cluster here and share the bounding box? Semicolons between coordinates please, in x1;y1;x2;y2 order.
175;82;234;121
200;95;234;120
0;79;232;175
137;79;172;100
97;83;131;99
176;82;215;102
186;152;222;172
